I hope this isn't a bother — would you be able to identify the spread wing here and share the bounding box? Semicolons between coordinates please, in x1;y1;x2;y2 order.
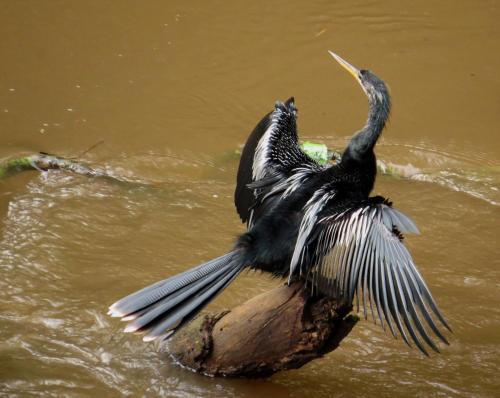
234;97;322;225
291;194;451;355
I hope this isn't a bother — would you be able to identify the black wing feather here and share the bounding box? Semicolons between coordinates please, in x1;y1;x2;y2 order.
234;109;273;224
234;97;321;225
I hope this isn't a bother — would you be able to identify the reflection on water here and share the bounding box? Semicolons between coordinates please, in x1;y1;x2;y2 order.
1;1;499;397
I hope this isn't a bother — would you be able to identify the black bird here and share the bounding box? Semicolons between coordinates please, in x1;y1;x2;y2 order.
109;52;450;355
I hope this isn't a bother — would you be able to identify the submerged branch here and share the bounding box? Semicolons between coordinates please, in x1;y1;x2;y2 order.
0;144;419;186
0;152;149;186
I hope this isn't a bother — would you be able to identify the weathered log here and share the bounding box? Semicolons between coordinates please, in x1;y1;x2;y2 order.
167;282;358;378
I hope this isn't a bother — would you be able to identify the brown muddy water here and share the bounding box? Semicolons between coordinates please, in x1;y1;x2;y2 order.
1;1;499;397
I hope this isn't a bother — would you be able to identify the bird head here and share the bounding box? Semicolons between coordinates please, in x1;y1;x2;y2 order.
328;51;389;107
328;51;391;162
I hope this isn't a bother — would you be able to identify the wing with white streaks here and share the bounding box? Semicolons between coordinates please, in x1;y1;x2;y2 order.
292;195;451;355
235;97;322;225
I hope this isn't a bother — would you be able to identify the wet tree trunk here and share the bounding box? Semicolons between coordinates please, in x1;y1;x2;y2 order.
167;282;358;378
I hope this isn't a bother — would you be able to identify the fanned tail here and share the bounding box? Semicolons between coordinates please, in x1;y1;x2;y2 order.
108;250;245;341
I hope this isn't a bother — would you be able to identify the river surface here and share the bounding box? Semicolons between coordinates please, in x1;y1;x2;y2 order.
1;1;499;397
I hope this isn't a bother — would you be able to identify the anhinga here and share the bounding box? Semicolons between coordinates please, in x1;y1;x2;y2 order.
109;52;450;355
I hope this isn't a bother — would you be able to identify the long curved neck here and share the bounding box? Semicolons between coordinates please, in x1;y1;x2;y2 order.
343;90;391;163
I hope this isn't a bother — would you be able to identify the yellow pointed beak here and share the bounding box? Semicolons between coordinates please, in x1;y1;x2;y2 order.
328;51;361;82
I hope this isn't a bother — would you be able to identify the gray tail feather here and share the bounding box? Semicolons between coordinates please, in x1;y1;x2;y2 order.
108;250;244;341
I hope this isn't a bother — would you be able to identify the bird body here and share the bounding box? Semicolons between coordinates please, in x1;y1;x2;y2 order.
109;52;450;355
237;145;373;276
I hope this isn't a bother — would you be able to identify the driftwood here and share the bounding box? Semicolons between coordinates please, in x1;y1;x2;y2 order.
167;282;358;378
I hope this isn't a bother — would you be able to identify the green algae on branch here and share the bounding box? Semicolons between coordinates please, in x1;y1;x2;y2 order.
0;156;35;179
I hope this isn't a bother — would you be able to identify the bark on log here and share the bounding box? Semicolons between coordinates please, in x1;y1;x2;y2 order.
167;282;358;378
